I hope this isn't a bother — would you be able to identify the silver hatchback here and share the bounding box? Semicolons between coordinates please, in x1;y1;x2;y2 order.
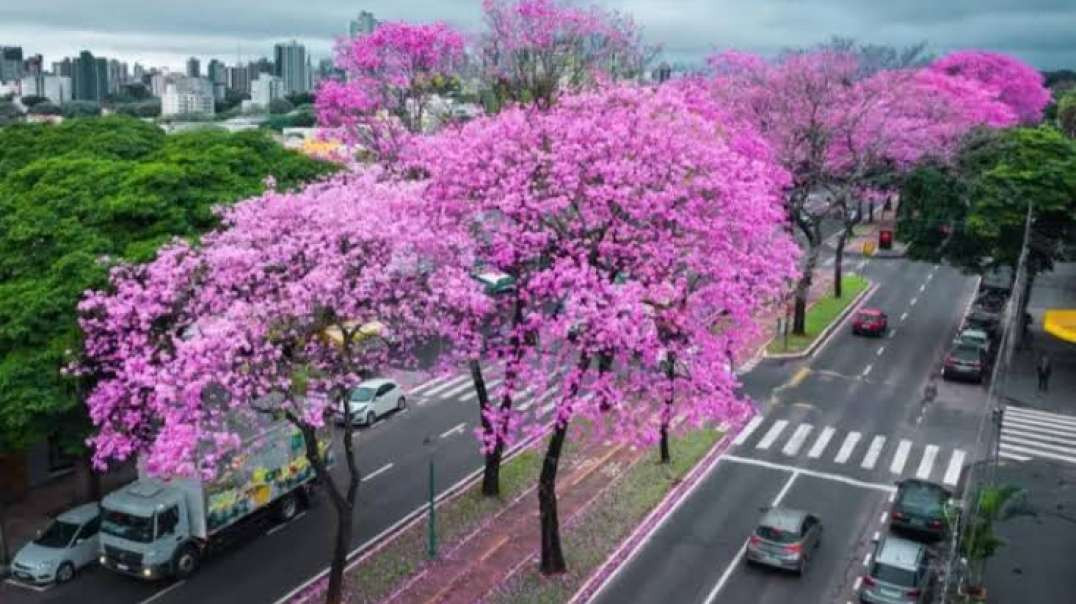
860;535;935;603
745;507;822;574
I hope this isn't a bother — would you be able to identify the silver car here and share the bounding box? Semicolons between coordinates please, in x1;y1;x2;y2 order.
10;502;100;585
745;507;823;574
860;534;935;603
338;378;406;426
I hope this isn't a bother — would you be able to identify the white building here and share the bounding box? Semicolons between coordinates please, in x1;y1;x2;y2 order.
161;76;215;117
23;74;72;105
250;74;283;110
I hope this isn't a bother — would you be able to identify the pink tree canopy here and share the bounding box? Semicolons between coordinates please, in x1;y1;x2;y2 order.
929;50;1051;125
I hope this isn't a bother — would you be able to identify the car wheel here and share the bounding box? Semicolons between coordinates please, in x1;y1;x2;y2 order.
397;396;406;411
275;492;299;522
797;555;807;576
173;545;199;579
55;561;75;584
366;411;376;426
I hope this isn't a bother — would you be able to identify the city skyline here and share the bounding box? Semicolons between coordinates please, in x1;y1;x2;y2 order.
1;1;1075;73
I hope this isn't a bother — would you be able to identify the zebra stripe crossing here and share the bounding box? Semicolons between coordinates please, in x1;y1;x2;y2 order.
730;417;966;486
1000;406;1076;466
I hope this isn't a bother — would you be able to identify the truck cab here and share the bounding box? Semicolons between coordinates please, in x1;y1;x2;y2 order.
99;479;197;580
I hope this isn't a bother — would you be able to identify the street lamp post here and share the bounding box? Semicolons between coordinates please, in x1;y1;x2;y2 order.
423;435;437;559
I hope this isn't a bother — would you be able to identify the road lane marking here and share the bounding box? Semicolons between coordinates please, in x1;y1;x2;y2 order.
756;419;789;450
138;581;187;604
900;312;908;322
440;422;467;439
876;346;885;356
861;364;873;377
888;491;896;503
454;378;504;401
919;284;926;293
943;450;965;486
1003;415;1076;436
834;432;862;464
807;426;836;458
782;424;814;456
888;328;897;339
890;440;912;474
856;260;867;270
822;257;835;267
910;296;918;306
861;436;886;469
863;552;872;567
422;373;471;397
927;272;934;281
1003;426;1076;445
916;445;939;480
267;511;308;536
1005;406;1076;427
998;446;1032;462
1001;434;1076;456
363;462;394;482
723;456;896;493
873;531;880;541
880;511;888;523
733;415;765;446
540;401;557;416
441;378;481;399
788;367;810;387
853;577;863;591
410;373;452;395
702;472;800;604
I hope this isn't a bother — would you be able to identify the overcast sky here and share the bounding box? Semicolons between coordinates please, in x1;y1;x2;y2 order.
1;0;1073;72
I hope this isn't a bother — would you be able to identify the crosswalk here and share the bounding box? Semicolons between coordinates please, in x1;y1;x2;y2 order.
999;406;1076;466
732;416;966;487
406;365;568;422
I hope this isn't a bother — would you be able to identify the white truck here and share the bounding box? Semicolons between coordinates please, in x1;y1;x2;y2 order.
98;415;332;580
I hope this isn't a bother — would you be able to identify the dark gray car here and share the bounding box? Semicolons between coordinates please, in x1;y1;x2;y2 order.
745;507;822;574
860;535;935;603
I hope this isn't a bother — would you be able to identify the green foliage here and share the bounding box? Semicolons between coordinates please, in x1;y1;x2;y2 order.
27;101;62;116
20;95;48;107
0;100;20;126
285;92;315;106
767;274;870;354
262;107;316;131
899;126;1076;273
0;116;338;452
268;98;295;115
114;99;161;118
1058;91;1076;139
61;101;102;118
960;484;1025;585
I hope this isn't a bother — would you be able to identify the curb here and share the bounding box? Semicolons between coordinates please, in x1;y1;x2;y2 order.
567;425;739;604
764;278;878;360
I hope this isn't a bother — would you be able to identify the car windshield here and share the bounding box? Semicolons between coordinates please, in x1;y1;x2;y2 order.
101;509;154;543
899;484;946;516
951;345;981;361
871;562;916;586
755;525;799;543
856;312;878;322
350;387;375;403
959;333;987;345
34;519;80;548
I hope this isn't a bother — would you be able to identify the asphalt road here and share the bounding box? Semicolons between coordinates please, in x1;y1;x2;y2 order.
2;361;563;604
591;252;992;604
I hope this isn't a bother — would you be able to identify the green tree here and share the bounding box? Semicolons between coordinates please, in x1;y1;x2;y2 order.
114;99;161;118
27;101;62;116
61;101;102;118
268;97;295;115
0;100;20;126
20;95;48;107
1058;91;1076;139
0;116;337;493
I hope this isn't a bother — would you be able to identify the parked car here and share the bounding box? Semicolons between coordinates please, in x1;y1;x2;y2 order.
10;502;100;585
954;328;992;360
860;535;935;603
745;507;823;575
339;378;406;426
942;343;988;383
853;308;888;336
962;309;1000;340
891;479;951;541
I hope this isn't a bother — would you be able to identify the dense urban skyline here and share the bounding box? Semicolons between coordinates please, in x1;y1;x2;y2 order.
1;0;1075;72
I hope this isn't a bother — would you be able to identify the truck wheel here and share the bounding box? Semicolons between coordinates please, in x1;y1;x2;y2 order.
173;544;199;579
56;561;76;583
275;492;299;522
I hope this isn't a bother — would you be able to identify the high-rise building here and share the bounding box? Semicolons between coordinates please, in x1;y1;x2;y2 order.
71;50;108;102
24;54;43;76
207;59;226;85
349;10;379;38
107;59;128;94
274;41;308;95
1;46;24;82
132;62;146;83
251;73;283;109
226;64;251;95
186;57;200;78
161;76;215;116
95;57;109;99
25;74;72;105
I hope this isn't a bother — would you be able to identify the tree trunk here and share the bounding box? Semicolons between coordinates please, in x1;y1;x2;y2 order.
792;239;819;336
471;360;501;497
538;421;569;575
0;500;9;568
74;451;102;503
834;232;847;298
659;353;675;464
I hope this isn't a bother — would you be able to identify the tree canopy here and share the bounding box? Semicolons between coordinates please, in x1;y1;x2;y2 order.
0;116;337;453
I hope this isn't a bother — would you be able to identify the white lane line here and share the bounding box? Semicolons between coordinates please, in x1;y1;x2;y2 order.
861;364;873;377
943;450;965;486
733;415;765;446
363;462;394;482
702;472;800;604
822;257;835;267
1005;406;1076;427
910;296;918;306
873;531;880;542
441;378;480;400
782;424;814;456
410;373;451;395
1000;434;1076;456
861;436;886;469
723;456;896;493
900;312;909;322
880;511;888;524
927;272;934;281
807;426;836;459
888;491;896;503
856;260;867;270
1003;426;1076;445
439;422;467;439
998;447;1032;462
890;440;912;474
876;346;885;356
919;284;926;293
539;401;557;416
1002;416;1076;436
518;386;555;411
755;419;789;450
834;432;862;464
138;581;187;604
422;373;471;397
853;577;863;592
267;511;309;535
916;445;940;480
888;328;897;339
863;552;872;567
455;378;503;401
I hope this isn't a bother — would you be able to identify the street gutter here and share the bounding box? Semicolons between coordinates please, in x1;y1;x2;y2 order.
765;279;879;360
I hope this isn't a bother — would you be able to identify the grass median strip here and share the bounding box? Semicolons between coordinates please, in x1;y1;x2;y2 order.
768;274;869;355
488;427;723;604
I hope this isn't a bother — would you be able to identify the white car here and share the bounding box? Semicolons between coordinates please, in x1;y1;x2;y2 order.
340;378;406;426
10;502;100;585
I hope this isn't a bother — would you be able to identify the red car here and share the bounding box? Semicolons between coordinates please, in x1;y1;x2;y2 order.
852;308;888;336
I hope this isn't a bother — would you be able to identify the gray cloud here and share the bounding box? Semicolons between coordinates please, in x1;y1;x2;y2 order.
1;1;1072;71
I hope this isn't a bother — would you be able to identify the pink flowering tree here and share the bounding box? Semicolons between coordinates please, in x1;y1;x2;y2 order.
416;83;796;573
316;21;466;160
929;50;1051;124
479;0;656;110
78;171;480;604
704;48;1035;322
